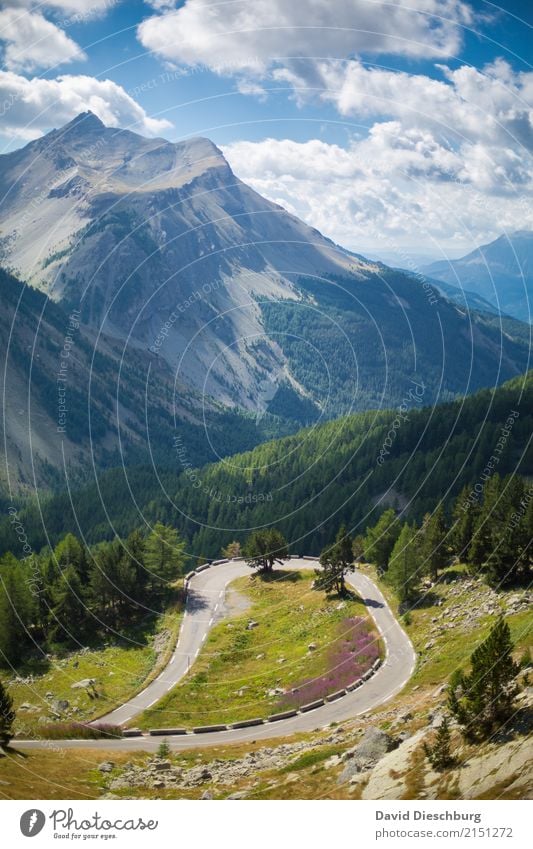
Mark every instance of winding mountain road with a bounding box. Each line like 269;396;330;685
18;558;416;751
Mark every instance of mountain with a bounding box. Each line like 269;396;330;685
7;370;531;555
0;267;298;494
422;232;533;323
0;112;530;429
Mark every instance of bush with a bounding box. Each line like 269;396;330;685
40;722;123;740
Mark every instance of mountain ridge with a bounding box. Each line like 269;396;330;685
422;231;533;324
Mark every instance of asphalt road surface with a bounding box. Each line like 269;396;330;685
17;558;416;751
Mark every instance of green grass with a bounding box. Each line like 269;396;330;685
137;569;379;729
360;563;532;690
6;601;184;738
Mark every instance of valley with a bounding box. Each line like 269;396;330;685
0;111;531;810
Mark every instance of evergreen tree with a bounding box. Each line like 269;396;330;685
468;476;501;569
423;716;455;771
448;616;519;740
54;533;88;583
386;523;421;604
222;540;242;559
0;554;34;665
49;565;88;645
244;529;288;573
0;679;15;747
363;509;400;572
317;525;355;595
123;529;147;600
145;523;186;594
449;487;478;561
420;503;448;580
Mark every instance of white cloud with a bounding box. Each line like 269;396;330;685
10;0;117;15
316;59;533;153
138;0;473;72
0;71;172;139
0;7;85;71
222;134;533;255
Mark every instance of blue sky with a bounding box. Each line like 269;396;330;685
1;1;532;258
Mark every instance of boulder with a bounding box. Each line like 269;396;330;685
98;762;115;773
71;678;96;690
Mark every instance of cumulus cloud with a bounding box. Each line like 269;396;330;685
222;133;533;255
0;7;85;71
316;59;533;152
10;0;117;15
0;72;172;139
138;0;474;71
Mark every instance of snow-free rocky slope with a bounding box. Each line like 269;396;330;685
0;112;530;426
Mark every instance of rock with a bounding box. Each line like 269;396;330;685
255;653;265;660
201;790;213;799
98;762;115;773
152;761;171;772
424;641;435;651
71;678;96;690
227;791;248;799
362;732;425;799
354;727;395;761
430;712;445;728
247;620;259;630
308;643;317;651
51;699;69;713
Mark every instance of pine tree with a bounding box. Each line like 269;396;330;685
423;716;455;771
0;554;34;665
222;541;242;559
449;486;478;561
420;503;448;581
448;616;519;740
386;523;421;604
317;525;355;595
468;476;501;569
363;509;400;572
145;523;186;595
244;529;288;574
0;679;15;747
49;564;88;645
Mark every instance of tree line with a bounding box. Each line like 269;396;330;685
0;523;186;667
360;472;532;605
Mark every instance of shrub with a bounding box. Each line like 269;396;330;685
157;739;171;758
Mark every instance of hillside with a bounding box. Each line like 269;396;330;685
0;562;530;801
0;113;530;427
423;231;533;324
6;370;531;554
0;267;295;494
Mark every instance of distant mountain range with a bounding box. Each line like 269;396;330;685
0;114;531;491
422;231;533;323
